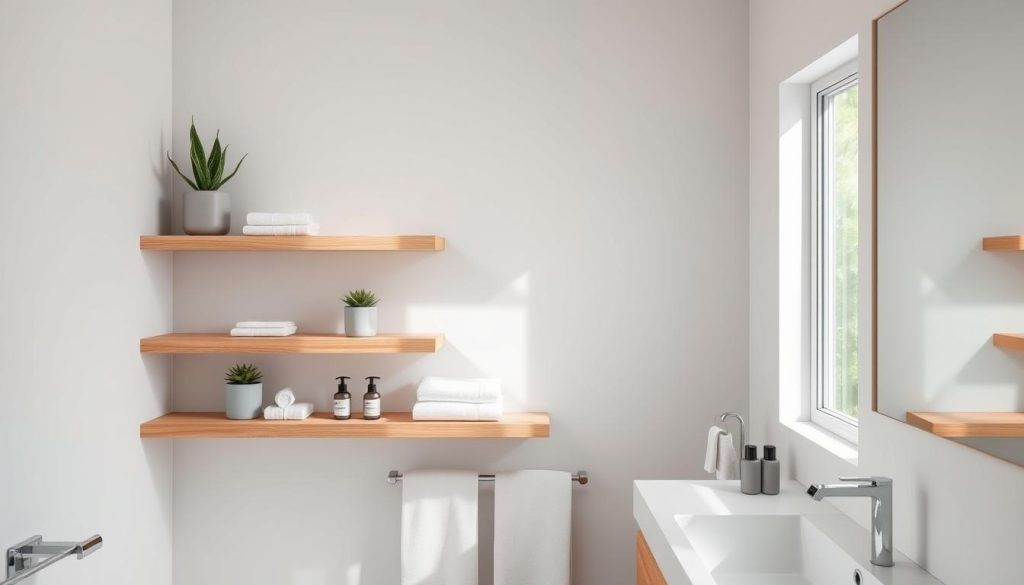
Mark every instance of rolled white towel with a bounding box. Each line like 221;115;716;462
416;376;502;404
242;224;320;236
275;388;296;409
263;402;313;420
236;321;296;329
246;212;314;226
412;400;503;421
230;325;297;337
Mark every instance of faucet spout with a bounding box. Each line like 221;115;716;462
807;476;894;567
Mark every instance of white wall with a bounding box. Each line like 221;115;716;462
749;1;1024;584
0;1;173;584
170;1;748;584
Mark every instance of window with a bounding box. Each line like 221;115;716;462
810;61;859;443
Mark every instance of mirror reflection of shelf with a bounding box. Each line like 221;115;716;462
906;411;1024;438
982;235;1024;251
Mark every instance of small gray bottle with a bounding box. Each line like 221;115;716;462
740;445;762;495
761;444;780;495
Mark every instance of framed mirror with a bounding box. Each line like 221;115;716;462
874;0;1024;465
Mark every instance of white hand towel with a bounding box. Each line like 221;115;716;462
236;321;296;329
230;325;297;337
262;402;313;420
246;212;314;226
412;401;503;421
716;432;739;480
401;470;479;585
416;376;502;404
704;425;726;474
274;388;296;409
242;224;320;236
494;470;571;585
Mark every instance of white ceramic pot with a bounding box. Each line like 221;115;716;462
225;383;263;419
344;306;378;337
183;190;230;235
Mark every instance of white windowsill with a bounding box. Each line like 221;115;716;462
781;419;859;465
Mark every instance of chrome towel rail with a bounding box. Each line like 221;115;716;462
387;470;588;485
4;534;102;585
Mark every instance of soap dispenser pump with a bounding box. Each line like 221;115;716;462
363;376;381;420
333;376;351;420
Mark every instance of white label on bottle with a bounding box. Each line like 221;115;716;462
364;398;381;418
333;399;350;417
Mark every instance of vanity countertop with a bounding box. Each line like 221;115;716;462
634;480;945;585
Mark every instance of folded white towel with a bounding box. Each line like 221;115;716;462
242;224;320;236
494;470;571;585
416;376;502;404
263;402;313;420
412;401;503;421
246;212;314;226
401;470;479;585
274;388;296;409
236;321;296;329
703;427;739;480
230;325;297;337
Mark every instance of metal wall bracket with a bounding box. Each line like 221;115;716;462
4;534;102;585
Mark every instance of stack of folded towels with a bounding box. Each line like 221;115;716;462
264;388;313;420
230;320;297;337
242;212;319;236
412;376;503;421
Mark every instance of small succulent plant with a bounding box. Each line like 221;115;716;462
342;289;380;307
167;118;248;191
225;363;263;385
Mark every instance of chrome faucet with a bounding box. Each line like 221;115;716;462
807;476;894;567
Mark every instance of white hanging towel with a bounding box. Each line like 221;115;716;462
494;470;571;585
703;426;739;480
401;470;479;585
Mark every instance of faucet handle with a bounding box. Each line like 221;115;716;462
839;476;893;486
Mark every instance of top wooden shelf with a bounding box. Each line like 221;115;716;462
140;235;445;251
907;411;1024;437
982;236;1024;251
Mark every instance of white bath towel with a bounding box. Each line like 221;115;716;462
242;224;320;236
236;321;296;329
274;388;296;409
246;212;314;226
401;470;479;585
262;402;313;420
412;401;503;421
703;426;739;480
494;470;571;585
416;376;502;404
230;325;297;337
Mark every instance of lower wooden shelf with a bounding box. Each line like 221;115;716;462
140;411;550;439
906;411;1024;437
140;333;444;354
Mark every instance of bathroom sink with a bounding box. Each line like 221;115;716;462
675;514;878;585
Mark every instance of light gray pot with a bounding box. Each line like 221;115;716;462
184;190;230;235
225;382;263;419
344;307;378;337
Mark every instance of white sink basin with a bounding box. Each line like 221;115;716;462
676;514;878;585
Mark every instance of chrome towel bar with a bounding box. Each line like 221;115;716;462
4;534;102;585
387;470;588;485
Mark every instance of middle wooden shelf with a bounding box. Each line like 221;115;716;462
140;411;550;438
140;333;445;354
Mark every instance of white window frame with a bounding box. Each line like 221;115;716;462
809;60;859;444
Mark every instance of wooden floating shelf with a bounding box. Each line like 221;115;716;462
907;411;1024;437
140;412;550;439
140;235;445;252
993;333;1024;351
982;235;1024;251
140;333;445;354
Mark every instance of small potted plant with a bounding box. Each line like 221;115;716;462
167;118;247;235
224;363;263;420
342;289;379;337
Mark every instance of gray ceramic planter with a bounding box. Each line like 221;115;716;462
225;382;263;419
344;307;378;337
184;190;230;235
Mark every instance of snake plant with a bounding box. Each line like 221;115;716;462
167;119;248;191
